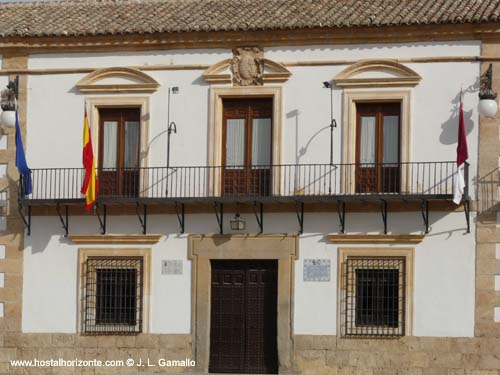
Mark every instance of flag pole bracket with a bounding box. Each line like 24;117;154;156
337;200;346;234
56;203;69;237
136;202;147;235
175;202;185;234
214;202;223;234
17;200;31;236
421;200;429;234
96;204;107;235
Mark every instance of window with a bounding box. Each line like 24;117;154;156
222;98;273;196
356;102;401;193
98;108;141;197
341;91;411;195
83;257;143;334
343;257;406;337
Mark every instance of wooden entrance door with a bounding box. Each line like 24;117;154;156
98;108;141;197
356;103;401;193
222;98;273;196
209;260;278;374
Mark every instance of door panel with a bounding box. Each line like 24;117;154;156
222;99;272;196
356;103;401;193
100;119;120;196
357;115;377;193
99;108;141;197
209;260;278;374
381;115;400;192
224;117;247;195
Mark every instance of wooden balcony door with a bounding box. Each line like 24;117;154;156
356;103;401;193
98;108;141;197
222;98;273;196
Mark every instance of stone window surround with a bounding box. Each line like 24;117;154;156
208;86;283;195
188;234;298;373
337;247;415;337
86;96;150;196
77;248;152;334
341;90;412;194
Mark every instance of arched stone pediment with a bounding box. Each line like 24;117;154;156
334;60;422;88
76;67;160;93
202;58;291;85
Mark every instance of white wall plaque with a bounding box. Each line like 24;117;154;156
303;259;331;282
162;260;183;275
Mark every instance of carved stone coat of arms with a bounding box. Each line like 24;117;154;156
231;47;264;86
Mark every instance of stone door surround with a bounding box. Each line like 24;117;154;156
188;234;299;374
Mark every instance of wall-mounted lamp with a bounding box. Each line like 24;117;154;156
478;64;498;118
323;81;337;165
0;75;19;128
230;213;246;231
230;203;246;230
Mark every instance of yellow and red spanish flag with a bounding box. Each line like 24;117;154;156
80;106;98;210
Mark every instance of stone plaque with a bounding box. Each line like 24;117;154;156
303;259;331;282
162;260;183;275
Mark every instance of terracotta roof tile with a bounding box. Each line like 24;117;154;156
0;0;499;38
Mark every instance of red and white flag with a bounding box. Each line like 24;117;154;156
453;93;469;204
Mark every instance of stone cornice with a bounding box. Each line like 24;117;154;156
327;234;425;244
69;234;163;244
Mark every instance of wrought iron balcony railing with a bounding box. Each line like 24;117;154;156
19;161;467;203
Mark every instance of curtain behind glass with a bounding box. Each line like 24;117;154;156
226;119;245;169
103;121;118;169
383;116;399;165
359;116;376;164
124;121;140;169
252;118;271;168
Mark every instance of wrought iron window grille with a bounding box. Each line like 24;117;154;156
83;257;143;335
343;257;406;338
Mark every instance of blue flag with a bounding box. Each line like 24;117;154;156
15;111;32;195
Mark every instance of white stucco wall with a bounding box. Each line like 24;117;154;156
22;211;475;337
27;41;481;192
22;41;480;337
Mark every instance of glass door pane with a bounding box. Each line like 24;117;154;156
251;118;272;168
359;116;376;165
225;119;245;169
383;116;399;165
382;115;400;193
102;121;118;169
124;121;140;169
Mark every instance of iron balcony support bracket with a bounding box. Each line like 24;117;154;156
421;200;429;234
18;201;31;236
96;204;107;235
464;199;471;234
337;200;346;234
380;200;388;235
463;162;471;234
214;202;223;234
253;201;264;234
136;203;147;235
56;203;69;237
295;201;305;234
175;202;185;234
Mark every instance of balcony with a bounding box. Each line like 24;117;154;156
18;161;470;235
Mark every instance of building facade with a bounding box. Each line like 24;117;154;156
0;1;498;374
